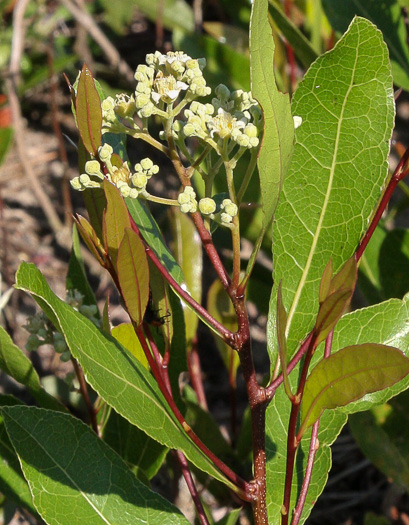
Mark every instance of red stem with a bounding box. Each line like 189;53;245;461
128;216;235;346
187;339;209;411
135;325;251;499
356;144;409;261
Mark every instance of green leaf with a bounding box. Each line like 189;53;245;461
349;391;409;492
267;17;395;361
0;127;13;166
15;262;236;490
0;396;38;517
111;324;148;369
74;214;107;266
266;293;409;523
170;208;202;345
314;290;351;345
126;198;184;284
207;280;239;383
102;408;167;480
75;64;102;156
359;227;409;303
215;507;242;525
322;0;409;90
0;326;64;412
133;0;194;33
117;228;150;327
268;0;319;68
66;224;99;311
250;0;294;230
1;406;189;525
300;344;409;432
103;180;131;266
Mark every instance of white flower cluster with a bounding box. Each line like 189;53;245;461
187;194;238;225
177;186;198;213
181;84;261;150
70;144;159;199
134;51;211;118
101;94;136;130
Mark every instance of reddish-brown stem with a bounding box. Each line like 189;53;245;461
175;450;210;525
135;325;251;498
291;421;319;525
281;335;317;524
187;339;209;411
72;358;99;435
291;332;333;524
234;297;269;522
229;353;237;443
356;144;409;261
128;216;235;346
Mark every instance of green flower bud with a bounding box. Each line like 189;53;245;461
26;334;40;351
199;198;216;215
70;177;82;190
244;123;258;138
215;84;231;101
140;158;153;170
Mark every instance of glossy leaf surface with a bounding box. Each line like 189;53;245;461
75;64;102;155
15;262;235;489
301;344;409;432
2;406;189;525
117;228;149;327
267;17;395;361
250;0;294;230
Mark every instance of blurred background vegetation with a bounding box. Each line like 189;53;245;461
2;1;409;524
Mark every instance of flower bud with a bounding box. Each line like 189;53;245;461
199;198;216;215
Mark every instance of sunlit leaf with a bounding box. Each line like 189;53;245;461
250;0;294;230
300;344;409;433
2;406;190;524
75;64;102;156
267;17;395;362
117;228;150;327
111;323;148;369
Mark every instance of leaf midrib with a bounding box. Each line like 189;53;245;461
285;32;361;338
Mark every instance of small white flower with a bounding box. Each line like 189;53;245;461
207;108;245;140
152;72;189;104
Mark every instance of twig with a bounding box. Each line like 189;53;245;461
176;450;210;525
72;358;99;435
59;0;135;84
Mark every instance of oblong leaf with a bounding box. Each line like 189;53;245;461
314;289;351;345
117;228;149;327
75;64;102;155
301;344;409;432
250;0;295;230
14;262;235;490
1;406;189;525
103;180;131;266
267;17;395;361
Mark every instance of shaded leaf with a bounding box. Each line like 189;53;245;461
102;408;167;480
117;228;150;327
74;214;107;266
314;290;351;346
170;208;202;345
66;224;99;311
2;406;189;525
207;280;239;383
15;262;236;489
0;395;38;517
300;344;409;432
250;0;294;230
103;180;131;266
267;17;395;361
268;0;319;68
75;64;102;155
323;0;409;90
0;326;64;412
